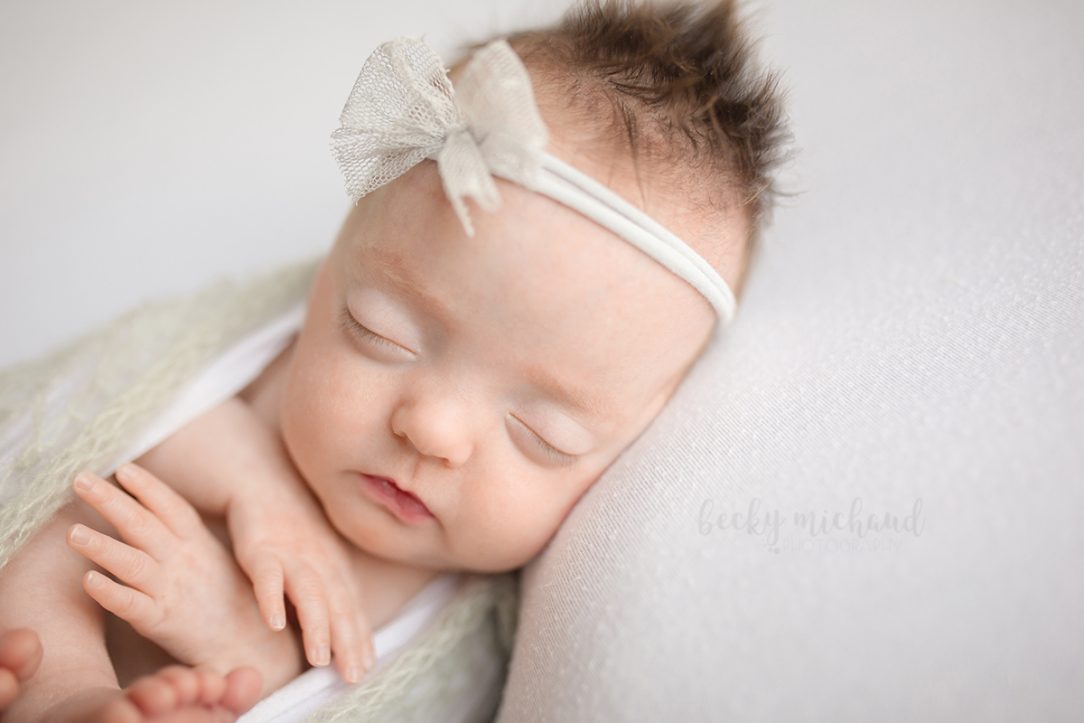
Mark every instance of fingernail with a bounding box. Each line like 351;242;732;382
344;666;359;683
86;571;103;588
270;613;285;630
70;524;91;546
73;474;96;493
116;463;135;482
317;644;330;666
363;648;375;672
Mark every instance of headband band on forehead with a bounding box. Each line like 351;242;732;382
330;35;738;326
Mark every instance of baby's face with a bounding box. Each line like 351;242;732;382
278;159;716;573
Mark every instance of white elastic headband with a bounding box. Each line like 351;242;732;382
330;35;737;325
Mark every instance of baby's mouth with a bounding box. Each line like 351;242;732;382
359;473;434;524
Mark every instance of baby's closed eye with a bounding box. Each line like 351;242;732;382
339;306;413;355
507;415;578;465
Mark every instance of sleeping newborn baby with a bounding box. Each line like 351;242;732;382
0;1;789;720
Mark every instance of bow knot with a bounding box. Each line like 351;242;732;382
330;36;549;237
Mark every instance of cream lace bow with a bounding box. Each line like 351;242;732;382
330;36;548;237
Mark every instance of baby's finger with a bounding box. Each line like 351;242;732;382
82;570;160;630
241;553;287;631
72;472;172;559
326;580;373;681
285;570;331;667
67;523;158;593
113;463;202;538
329;602;374;683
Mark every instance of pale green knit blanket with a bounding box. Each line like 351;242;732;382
0;256;518;722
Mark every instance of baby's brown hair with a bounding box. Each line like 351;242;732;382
453;0;792;299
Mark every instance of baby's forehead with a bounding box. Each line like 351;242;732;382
364;167;702;324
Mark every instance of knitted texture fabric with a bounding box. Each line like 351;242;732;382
0;255;518;721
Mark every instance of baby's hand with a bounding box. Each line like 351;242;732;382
226;473;375;683
66;464;304;695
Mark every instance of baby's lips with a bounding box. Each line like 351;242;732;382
358;472;435;524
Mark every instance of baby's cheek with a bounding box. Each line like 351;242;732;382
450;484;568;573
280;360;348;481
286;352;366;446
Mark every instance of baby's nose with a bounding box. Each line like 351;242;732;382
390;398;475;468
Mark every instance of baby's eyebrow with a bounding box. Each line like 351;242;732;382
523;362;615;422
360;247;457;328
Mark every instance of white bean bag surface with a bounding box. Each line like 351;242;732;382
495;1;1084;720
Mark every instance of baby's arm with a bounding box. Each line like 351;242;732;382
66;464;303;696
132;396;374;682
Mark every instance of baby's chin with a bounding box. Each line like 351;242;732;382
336;511;541;575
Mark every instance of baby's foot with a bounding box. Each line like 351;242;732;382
124;665;262;722
32;666;261;723
0;628;43;711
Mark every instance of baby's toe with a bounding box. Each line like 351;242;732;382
220;667;262;715
98;695;144;723
193;666;228;707
126;672;179;715
0;669;18;711
156;665;201;706
0;629;43;711
0;629;43;681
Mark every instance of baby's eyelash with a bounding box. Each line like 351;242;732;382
533;435;577;464
338;306;403;352
510;415;577;465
